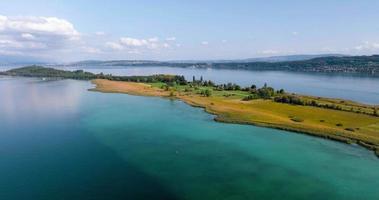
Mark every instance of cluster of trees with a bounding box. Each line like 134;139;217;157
109;74;187;85
274;95;348;110
187;76;283;99
191;76;215;87
243;83;284;100
274;94;379;117
274;95;306;105
200;89;212;97
5;66;95;80
5;66;187;85
215;83;241;91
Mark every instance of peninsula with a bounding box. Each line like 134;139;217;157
3;66;379;157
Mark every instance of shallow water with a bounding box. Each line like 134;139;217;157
0;77;379;200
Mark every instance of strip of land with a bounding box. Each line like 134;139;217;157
91;79;379;157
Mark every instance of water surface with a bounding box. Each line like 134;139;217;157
1;77;379;200
2;65;379;104
32;66;379;104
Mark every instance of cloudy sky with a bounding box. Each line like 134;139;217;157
1;0;379;62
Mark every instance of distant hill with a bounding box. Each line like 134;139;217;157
70;54;344;66
209;55;379;75
68;55;379;75
72;60;162;66
239;54;345;63
8;54;378;76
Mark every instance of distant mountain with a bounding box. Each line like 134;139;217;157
69;55;379;75
17;54;377;76
167;54;346;63
69;60;164;67
208;55;379;75
239;54;345;63
70;54;345;66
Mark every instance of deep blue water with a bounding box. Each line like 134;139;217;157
1;77;379;200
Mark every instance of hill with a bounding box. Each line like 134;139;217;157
68;55;379;75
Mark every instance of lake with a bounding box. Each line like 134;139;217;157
4;65;378;104
0;77;379;200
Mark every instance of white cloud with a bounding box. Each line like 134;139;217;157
166;37;176;41
107;36;169;52
0;15;79;39
0;39;23;48
0;49;24;56
0;15;80;56
127;49;141;54
222;40;227;43
21;33;35;40
354;41;379;51
82;46;101;54
292;31;299;36
95;31;105;36
120;37;149;47
148;37;159;43
0;39;47;50
260;49;279;54
201;41;209;45
106;42;124;50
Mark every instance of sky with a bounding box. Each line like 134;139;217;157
0;0;379;62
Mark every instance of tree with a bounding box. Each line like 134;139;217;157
169;90;175;97
200;89;212;97
204;89;212;97
374;108;378;116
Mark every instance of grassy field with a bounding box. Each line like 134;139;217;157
91;79;379;157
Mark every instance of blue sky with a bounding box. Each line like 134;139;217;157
1;0;379;62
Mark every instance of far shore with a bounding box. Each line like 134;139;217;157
91;79;379;158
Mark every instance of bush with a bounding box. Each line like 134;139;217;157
290;117;304;122
169;91;175;97
374;108;379;117
345;128;355;132
336;123;343;127
184;87;193;92
200;89;212;97
274;95;304;105
242;94;258;101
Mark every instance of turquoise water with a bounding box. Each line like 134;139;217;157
1;77;379;199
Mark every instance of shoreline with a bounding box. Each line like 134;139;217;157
91;79;379;158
